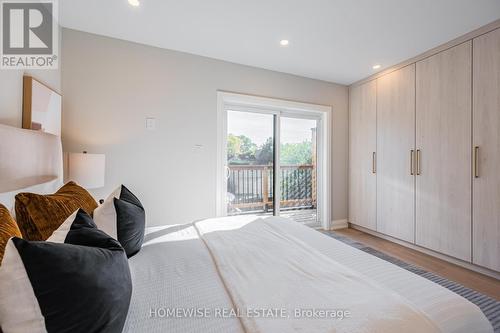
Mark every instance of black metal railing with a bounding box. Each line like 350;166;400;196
227;165;316;213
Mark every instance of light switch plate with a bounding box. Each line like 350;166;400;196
145;117;156;130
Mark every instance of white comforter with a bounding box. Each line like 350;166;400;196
124;216;493;333
195;217;440;333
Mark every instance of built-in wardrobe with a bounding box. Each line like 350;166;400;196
349;25;500;273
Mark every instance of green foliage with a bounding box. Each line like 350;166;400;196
280;142;312;165
255;137;274;165
239;135;257;156
227;134;257;164
227;134;241;160
228;133;313;166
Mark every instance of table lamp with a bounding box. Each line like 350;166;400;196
68;151;105;189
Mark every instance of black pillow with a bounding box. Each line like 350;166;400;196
0;209;132;333
93;185;145;258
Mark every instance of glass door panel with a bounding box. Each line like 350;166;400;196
279;117;318;225
226;110;274;216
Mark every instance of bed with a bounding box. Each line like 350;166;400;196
124;216;493;333
0;124;494;333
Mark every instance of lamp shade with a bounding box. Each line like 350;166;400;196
68;152;105;189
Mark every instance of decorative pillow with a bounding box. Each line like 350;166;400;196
15;181;98;241
0;209;132;333
0;205;21;265
93;185;145;258
0;178;62;216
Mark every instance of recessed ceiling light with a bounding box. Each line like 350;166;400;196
128;0;140;7
372;64;381;70
280;40;289;47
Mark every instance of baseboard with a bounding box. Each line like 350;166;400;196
329;219;348;230
349;223;500;280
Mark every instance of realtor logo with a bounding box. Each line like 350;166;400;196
1;0;58;69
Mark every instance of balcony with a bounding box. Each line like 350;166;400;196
227;164;317;225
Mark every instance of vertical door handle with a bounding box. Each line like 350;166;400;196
473;146;479;178
416;150;421;175
372;152;376;174
410;150;415;175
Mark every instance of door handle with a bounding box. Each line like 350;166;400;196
410;150;415;175
372;152;376;174
473;146;479;178
416;149;421;175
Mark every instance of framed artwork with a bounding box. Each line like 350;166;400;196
22;76;62;136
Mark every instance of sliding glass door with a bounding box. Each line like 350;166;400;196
226;110;275;216
279;116;318;225
225;108;320;226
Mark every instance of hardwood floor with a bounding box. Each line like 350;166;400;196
334;227;500;300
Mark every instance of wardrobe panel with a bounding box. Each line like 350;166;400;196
376;64;416;242
472;28;500;271
349;80;377;230
415;42;472;261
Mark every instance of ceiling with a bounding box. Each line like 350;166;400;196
60;0;500;85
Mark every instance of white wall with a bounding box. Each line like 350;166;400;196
0;30;61;128
61;28;349;226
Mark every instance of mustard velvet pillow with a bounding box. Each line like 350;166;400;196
0;204;22;264
15;181;98;241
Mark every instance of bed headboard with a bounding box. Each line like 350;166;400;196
0;124;63;193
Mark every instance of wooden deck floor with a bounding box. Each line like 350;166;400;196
240;208;318;225
281;208;318;225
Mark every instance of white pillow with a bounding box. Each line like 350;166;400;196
92;186;121;238
93;185;145;258
46;209;79;242
0;240;46;332
0;209;132;333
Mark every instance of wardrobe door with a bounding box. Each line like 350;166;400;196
415;42;472;261
349;80;377;230
376;65;416;242
473;28;500;272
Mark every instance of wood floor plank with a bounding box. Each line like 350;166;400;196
334;228;500;300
